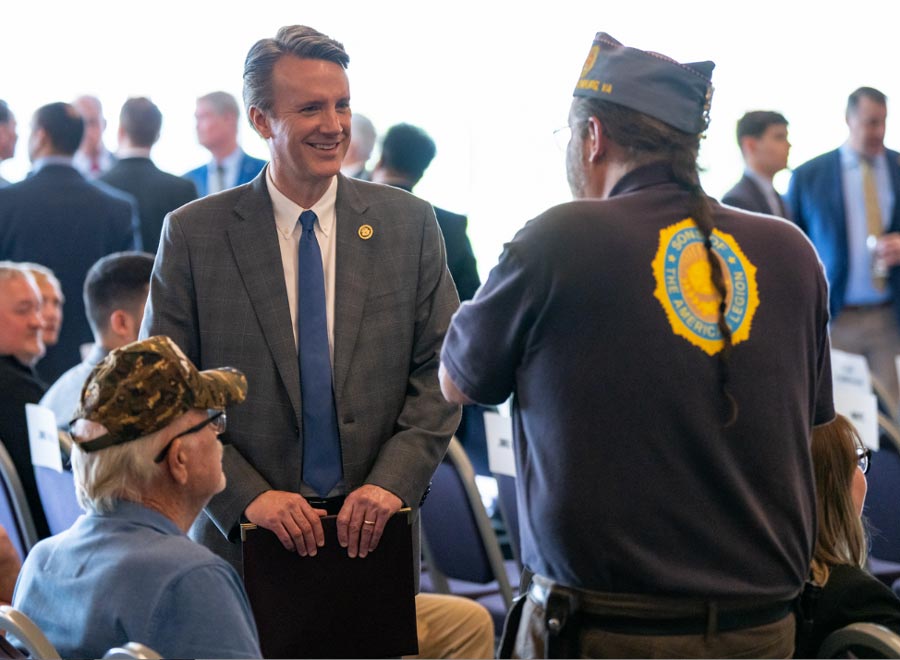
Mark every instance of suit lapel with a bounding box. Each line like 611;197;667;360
228;172;301;417
745;176;772;214
829;150;849;259
333;175;375;399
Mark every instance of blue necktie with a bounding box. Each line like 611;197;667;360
298;210;343;496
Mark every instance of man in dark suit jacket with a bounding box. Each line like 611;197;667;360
0;102;141;382
101;97;198;254
142;26;459;584
370;123;488;473
722;111;791;218
789;87;900;403
182;91;267;197
371;122;481;302
0;263;51;538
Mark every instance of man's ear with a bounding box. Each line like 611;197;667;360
248;106;271;139
165;439;190;486
585;116;608;163
740;135;757;159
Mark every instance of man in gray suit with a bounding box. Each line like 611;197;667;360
141;25;460;577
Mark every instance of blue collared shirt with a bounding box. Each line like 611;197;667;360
841;144;895;305
207;147;243;194
39;343;108;426
12;500;261;659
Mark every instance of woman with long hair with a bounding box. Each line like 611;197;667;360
799;414;900;654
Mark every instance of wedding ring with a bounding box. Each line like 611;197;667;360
363;519;376;525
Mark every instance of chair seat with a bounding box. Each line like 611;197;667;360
869;556;900;587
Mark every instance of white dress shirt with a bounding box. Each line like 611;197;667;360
266;169;338;364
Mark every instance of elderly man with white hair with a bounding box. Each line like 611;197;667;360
12;335;262;659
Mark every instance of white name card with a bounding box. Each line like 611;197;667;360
832;384;879;451
25;403;63;472
831;349;872;394
484;411;516;477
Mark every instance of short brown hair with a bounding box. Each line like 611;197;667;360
119;97;162;148
242;25;349;125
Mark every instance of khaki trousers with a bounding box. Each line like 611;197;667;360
407;593;496;659
831;304;900;407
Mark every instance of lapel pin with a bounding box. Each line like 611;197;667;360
358;224;374;240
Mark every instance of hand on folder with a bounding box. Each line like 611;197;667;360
336;484;402;558
245;485;402;558
245;490;328;556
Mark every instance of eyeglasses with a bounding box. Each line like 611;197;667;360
154;410;226;464
553;125;573;152
856;446;872;475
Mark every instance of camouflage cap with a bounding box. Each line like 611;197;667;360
72;335;248;453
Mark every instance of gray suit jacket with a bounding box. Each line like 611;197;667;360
142;169;461;578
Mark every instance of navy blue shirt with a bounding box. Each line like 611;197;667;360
442;163;834;599
13;500;261;659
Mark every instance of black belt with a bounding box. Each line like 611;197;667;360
304;495;345;515
528;577;794;637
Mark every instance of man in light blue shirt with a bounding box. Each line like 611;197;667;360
789;87;900;405
40;251;154;426
13;336;261;660
182;91;266;197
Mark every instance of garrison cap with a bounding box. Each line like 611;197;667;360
574;32;715;134
72;335;247;452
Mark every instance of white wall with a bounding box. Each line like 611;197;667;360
3;0;897;280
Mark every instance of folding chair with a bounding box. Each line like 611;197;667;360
818;622;900;658
864;414;900;585
103;642;162;659
873;374;900;424
0;605;60;659
0;441;38;560
26;409;80;536
484;410;522;571
32;466;80;537
420;437;518;633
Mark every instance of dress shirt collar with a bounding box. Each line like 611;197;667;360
267;168;338;238
840;142;887;169
31;155;75;174
85;343;110;366
744;168;775;191
95;499;184;537
116;147;152;159
210;146;242;171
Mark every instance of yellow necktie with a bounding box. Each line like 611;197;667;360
862;158;887;289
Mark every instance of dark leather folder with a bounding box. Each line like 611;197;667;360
241;510;418;659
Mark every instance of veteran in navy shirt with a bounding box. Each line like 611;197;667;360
441;32;833;659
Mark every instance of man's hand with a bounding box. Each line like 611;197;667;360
336;485;402;558
245;490;327;557
878;232;900;268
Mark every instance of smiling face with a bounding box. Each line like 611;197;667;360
251;55;351;206
0;273;43;360
33;274;63;346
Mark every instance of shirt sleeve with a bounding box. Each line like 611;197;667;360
148;563;261;659
441;239;545;405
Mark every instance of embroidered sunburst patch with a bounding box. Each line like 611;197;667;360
651;219;760;356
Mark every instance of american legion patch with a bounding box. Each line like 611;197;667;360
651;219;759;356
